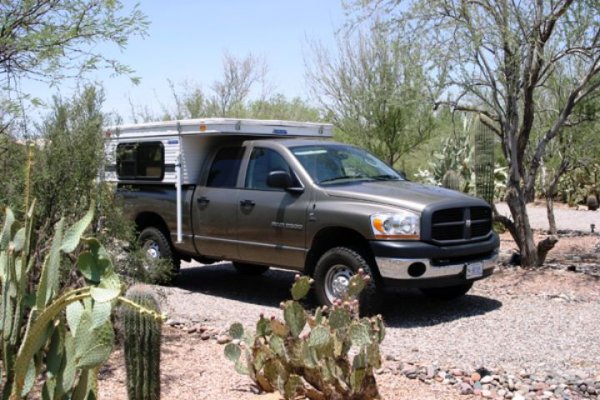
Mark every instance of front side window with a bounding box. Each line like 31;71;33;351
245;147;294;190
116;142;164;180
206;146;244;188
291;144;402;185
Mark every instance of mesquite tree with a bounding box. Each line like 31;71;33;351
352;0;600;267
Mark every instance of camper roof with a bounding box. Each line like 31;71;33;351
104;118;333;139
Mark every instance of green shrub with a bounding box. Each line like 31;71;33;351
224;273;385;400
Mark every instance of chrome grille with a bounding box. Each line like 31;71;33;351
431;206;492;243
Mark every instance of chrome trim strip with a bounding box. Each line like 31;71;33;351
376;251;498;280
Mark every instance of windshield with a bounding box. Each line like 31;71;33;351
290;144;402;185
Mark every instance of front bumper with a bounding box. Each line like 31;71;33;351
370;234;499;288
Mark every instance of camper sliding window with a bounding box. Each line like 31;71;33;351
116;142;165;180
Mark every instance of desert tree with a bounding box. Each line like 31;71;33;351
0;0;148;113
209;52;271;117
351;0;600;267
306;21;437;167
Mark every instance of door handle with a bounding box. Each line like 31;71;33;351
197;196;210;206
240;199;255;208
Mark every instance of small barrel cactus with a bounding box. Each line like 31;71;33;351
123;285;162;400
473;116;496;204
587;194;598;211
442;170;461;191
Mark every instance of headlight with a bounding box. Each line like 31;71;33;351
370;211;420;240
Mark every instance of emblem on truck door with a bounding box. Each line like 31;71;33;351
271;221;303;230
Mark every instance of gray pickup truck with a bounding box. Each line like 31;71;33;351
106;118;498;313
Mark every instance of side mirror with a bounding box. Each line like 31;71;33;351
267;170;293;189
267;170;304;194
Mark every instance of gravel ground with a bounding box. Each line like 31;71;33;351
495;202;600;232
158;260;600;378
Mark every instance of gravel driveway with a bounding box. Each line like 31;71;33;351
495;202;600;232
160;261;599;378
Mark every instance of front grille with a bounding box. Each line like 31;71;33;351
431;206;492;243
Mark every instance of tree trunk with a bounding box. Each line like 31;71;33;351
505;184;538;267
506;183;558;268
546;194;557;235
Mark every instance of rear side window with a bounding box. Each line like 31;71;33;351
206;146;244;188
116;142;164;180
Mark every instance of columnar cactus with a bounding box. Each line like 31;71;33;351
473;116;496;204
224;273;385;400
442;169;462;191
123;284;162;400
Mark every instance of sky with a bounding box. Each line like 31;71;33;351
27;0;347;123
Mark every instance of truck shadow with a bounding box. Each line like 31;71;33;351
175;262;502;327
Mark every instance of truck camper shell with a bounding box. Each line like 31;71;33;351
104;118;333;243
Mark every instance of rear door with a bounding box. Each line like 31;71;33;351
236;144;310;269
192;146;244;259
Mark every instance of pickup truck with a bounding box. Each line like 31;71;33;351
105;118;499;313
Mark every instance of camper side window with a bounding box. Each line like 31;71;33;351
116;142;164;180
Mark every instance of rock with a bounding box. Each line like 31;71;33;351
481;389;493;398
426;364;436;379
200;332;211;340
498;389;506;397
217;335;232;344
186;325;198;334
512;395;525;400
481;375;494;384
460;383;474;395
471;372;482;382
451;368;464;377
165;318;185;326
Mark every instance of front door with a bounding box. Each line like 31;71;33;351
236;146;309;269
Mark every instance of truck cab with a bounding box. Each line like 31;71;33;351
105;118;498;313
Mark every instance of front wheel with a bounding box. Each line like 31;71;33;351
313;247;382;315
420;282;473;300
138;227;180;283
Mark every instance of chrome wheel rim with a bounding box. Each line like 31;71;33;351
324;264;354;303
144;240;161;259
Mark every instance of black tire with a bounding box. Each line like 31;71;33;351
313;247;382;315
420;282;473;300
138;227;180;283
232;262;270;276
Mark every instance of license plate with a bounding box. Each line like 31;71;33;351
465;262;483;279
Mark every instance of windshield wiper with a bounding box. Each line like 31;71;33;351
318;175;373;184
372;174;401;181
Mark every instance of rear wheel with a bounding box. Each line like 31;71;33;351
420;282;473;300
232;262;270;276
138;227;180;283
313;247;382;315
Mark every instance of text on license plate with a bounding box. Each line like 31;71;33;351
465;262;483;279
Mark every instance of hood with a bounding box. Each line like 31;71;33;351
323;180;487;212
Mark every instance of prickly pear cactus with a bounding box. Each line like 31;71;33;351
224;272;385;400
0;202;164;400
123;284;162;400
442;169;462;191
473;116;496;204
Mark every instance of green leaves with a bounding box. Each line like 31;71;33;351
291;276;311;300
229;322;244;340
224;343;241;362
61;206;94;253
283;301;306;338
224;273;385;399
